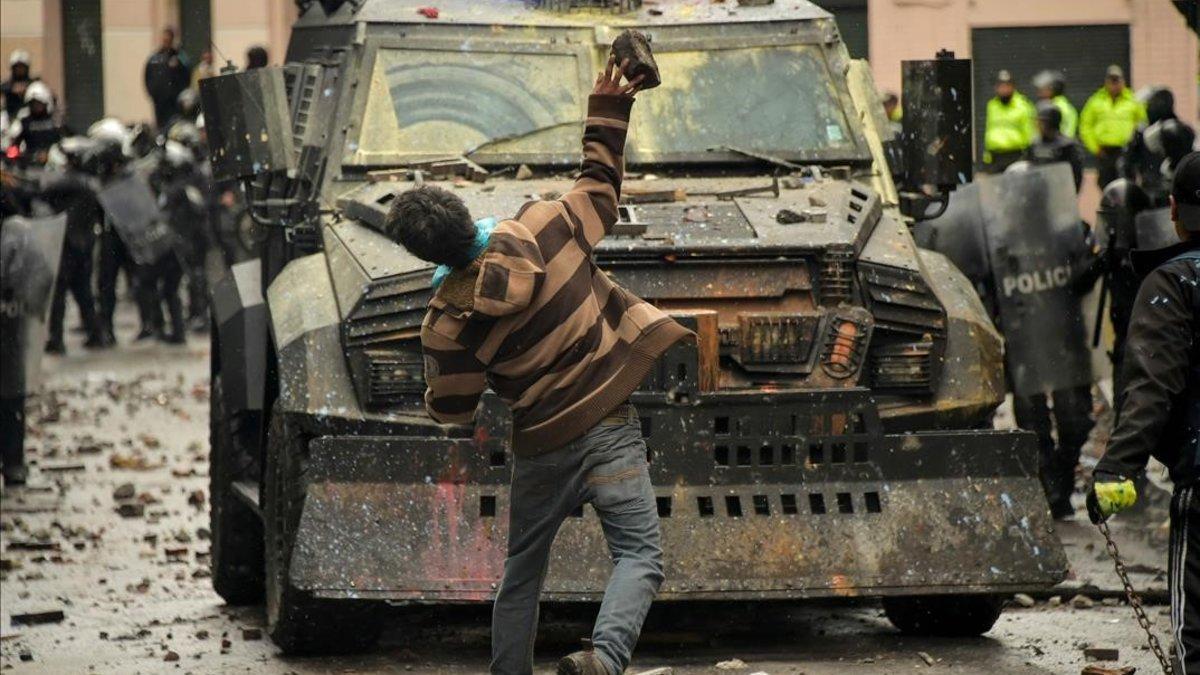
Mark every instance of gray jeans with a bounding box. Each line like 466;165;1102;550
490;419;664;675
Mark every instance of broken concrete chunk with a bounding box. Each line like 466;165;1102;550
116;502;146;518
1013;593;1036;607
515;164;534;181
611;29;660;90
1070;594;1095;609
1082;647;1120;661
112;482;135;500
715;659;747;670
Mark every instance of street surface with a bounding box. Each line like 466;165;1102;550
0;305;1169;674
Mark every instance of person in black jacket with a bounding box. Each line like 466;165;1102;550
40;139;105;352
1026;101;1086;193
1091;151;1200;673
1121;87;1196;206
1;49;33;123
144;28;190;131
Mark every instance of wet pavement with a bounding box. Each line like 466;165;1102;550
0;307;1169;674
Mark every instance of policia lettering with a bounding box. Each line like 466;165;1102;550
1001;265;1073;297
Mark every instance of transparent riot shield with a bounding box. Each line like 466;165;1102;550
96;174;174;266
911;182;994;314
979;163;1093;396
1134;207;1181;250
0;214;66;396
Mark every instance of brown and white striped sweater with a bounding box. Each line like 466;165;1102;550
420;94;691;456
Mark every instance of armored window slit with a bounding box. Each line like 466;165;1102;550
489;450;506;468
759;445;774;465
480;495;496;517
831;442;848;464
790;414;799;435
853;441;869;463
714;416;730;435
780;444;795;465
809;493;827;515
753;495;770;516
781;494;799;515
725;495;743;518
570;505;585;518
656;496;672;517
697;496;715;517
850;412;866;432
715;445;730;467
865;491;882;514
836;492;854;514
736;446;752;467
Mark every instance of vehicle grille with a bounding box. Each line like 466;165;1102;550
346;348;424;409
859;263;945;337
736;314;820;366
870;340;935;390
816;247;855;306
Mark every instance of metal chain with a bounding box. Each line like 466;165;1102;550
1097;519;1174;674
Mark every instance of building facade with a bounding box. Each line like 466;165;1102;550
0;0;296;130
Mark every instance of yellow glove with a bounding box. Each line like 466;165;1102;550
1087;479;1137;523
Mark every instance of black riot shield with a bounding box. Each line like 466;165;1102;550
96;174;175;266
0;214;66;397
911;182;992;309
1134;207;1182;250
980;164;1093;396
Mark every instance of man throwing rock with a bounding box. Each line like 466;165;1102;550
382;55;690;675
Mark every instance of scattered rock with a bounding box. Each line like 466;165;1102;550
1047;595;1063;607
242;627;263;641
1013;593;1036;608
515;164;534;180
715;659;747;670
163;650;180;662
1070;594;1095;609
11;609;65;626
1083;646;1120;661
775;208;804;224
116;502;146;518
112;482;136;500
187;490;206;508
1080;667;1135;675
917;651;935;666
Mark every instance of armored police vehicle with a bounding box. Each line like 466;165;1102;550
201;0;1067;653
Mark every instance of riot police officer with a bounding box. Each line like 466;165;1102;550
40;138;105;352
88;118;153;344
1026;101;1086;192
1121;87;1195;205
8;82;62;167
142;140;195;344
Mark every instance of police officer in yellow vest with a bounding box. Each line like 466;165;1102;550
1080;65;1147;190
984;70;1037;173
1033;70;1078;138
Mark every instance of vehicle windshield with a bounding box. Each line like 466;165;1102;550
349;42;863;166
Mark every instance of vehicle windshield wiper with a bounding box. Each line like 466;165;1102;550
464;120;580;158
707;145;804;171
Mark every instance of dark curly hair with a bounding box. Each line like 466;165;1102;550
383;185;476;268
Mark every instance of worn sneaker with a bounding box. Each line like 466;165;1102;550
556;650;609;675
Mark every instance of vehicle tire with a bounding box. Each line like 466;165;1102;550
882;594;1004;636
263;409;382;655
209;374;265;604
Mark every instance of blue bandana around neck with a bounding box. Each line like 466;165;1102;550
431;217;496;289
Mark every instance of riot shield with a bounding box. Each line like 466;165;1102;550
96;174;175;266
911;182;992;306
1134;207;1181;250
0;214;66;396
980;163;1093;396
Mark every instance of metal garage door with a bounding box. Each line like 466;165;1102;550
815;0;868;60
971;24;1131;164
61;0;104;133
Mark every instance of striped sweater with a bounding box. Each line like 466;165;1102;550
420;94;691;455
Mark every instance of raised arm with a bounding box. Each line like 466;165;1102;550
560;57;643;249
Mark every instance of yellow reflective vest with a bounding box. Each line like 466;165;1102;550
1052;94;1078;138
1079;87;1146;154
984;93;1037;159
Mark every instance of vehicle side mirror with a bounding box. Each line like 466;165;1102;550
899;50;973;220
199;67;295;183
